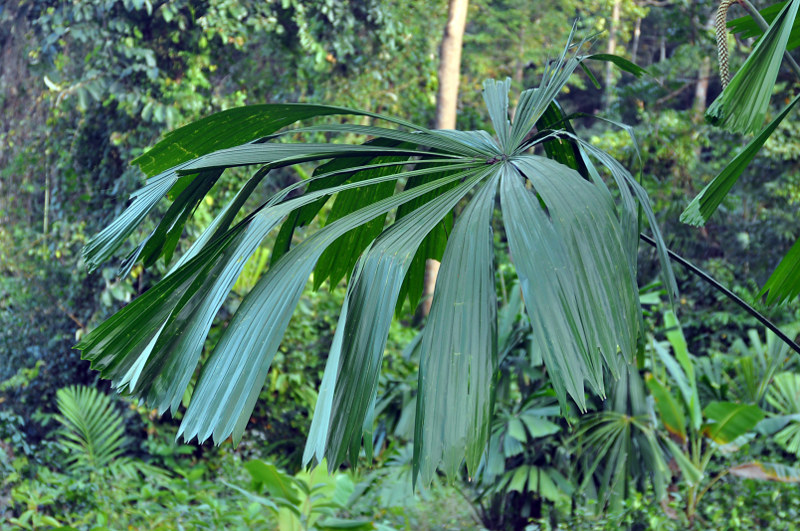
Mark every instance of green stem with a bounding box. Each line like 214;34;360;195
695;468;730;507
736;0;800;80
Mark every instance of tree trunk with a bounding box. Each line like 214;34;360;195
434;0;469;130
418;0;469;323
631;16;641;65
603;0;621;110
693;55;711;123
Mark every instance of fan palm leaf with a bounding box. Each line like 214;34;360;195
76;36;675;484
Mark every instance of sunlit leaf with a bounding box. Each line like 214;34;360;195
683;92;800;227
703;401;765;444
705;0;799;134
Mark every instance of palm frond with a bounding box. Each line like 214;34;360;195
76;34;675;487
705;0;799;134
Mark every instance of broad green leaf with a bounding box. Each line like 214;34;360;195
482;78;511;151
178;168;485;445
508;466;529;492
583;53;649;78
313;153;410;290
645;373;687;443
662;311;702;430
729;461;800;482
760;235;800;305
703;401;765;444
728;2;800;51
683;92;800;227
271;138;403;266
244;460;301;504
221;480;280;511
133;103;426;177
414;175;498;484
507;418;527;443
503;156;641;409
323;170;492;470
520;414;561;439
706;0;800;134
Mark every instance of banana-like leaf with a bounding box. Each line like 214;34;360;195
729;461;800;482
245;460;301;504
646;373;687;443
705;0;800;134
682;92;800;227
703;401;765;444
661;311;702;431
760;235;800;305
414;175;499;484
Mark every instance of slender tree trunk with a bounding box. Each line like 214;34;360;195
693;14;715;123
603;0;621;110
631;16;642;64
418;0;469;323
693;56;711;123
434;0;469;130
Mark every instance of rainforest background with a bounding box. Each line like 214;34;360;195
2;0;800;529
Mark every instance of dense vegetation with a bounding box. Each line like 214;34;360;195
2;1;800;529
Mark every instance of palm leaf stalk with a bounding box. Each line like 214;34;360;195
76;36;676;485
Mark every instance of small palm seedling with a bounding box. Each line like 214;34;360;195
55;385;164;479
75;33;676;485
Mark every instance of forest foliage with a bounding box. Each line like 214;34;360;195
2;1;800;529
